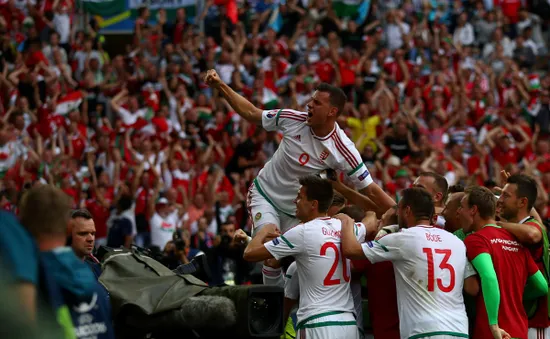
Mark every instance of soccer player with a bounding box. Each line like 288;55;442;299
243;175;366;339
413;172;449;228
340;187;476;339
204;69;394;233
441;185;466;235
459;186;548;339
497;174;550;339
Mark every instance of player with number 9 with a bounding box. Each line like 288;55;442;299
339;187;477;339
204;69;394;235
243;175;367;339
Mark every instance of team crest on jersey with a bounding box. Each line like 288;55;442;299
272;238;280;246
366;241;374;248
255;212;262;221
320;150;330;161
266;111;277;118
293;135;301;142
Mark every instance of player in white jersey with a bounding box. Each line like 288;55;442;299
340;187;478;339
413;172;449;228
243;175;366;339
204;70;395;234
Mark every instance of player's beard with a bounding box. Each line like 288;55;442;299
499;206;517;222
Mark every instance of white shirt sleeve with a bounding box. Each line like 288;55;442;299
361;232;404;263
262;265;284;287
261;109;307;134
354;222;367;243
264;224;305;260
284;262;299;300
332;133;373;190
464;261;477;279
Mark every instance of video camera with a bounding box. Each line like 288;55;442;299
97;246;284;339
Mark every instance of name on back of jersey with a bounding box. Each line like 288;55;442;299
425;233;442;243
322;227;341;239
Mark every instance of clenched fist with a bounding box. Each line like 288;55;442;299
204;69;223;89
234;229;251;245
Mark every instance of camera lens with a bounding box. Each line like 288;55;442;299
249;296;281;334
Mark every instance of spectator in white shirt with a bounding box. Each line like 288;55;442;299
42;32;67;65
52;0;71;46
453;12;475;46
483;28;514;58
385;9;410;51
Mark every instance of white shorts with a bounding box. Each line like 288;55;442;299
351;280;364;334
247;182;301;235
296;312;359;339
529;327;550;339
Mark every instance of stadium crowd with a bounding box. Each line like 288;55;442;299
2;0;550;338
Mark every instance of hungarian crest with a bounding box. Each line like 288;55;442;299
320;150;329;161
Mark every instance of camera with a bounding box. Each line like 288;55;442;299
220;234;232;247
99;246;284;339
173;229;186;251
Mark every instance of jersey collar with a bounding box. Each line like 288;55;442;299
519;215;532;224
415;224;434;228
310;123;337;141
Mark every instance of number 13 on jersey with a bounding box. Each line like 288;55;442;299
422;248;456;293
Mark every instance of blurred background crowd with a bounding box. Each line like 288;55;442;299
2;0;550;285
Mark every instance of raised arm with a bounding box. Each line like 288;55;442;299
204;70;263;125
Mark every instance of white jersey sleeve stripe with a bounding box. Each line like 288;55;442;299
332;133;360;169
276;109;307;126
281;235;295;248
347;162;365;176
278;114;307;123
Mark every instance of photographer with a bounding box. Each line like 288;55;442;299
161;229;203;270
208;221;253;285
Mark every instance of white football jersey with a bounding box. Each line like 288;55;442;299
284;262;299;300
258;109;373;217
264;217;366;326
361;225;470;339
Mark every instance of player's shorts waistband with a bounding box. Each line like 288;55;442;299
296;311;356;330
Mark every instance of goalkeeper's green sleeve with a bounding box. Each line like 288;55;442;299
471;253;500;325
524;271;549;300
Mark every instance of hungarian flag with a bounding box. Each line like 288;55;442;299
528;74;541;92
55;91;83;115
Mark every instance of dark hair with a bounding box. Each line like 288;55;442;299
299;175;334;213
331;191;346;207
337;205;366;222
400;187;435;221
117;194;133;212
506;174;538;210
316;83;347;116
465;186;496;219
419;171;449;202
484;179;497;188
448;184;465;194
71;209;93;220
